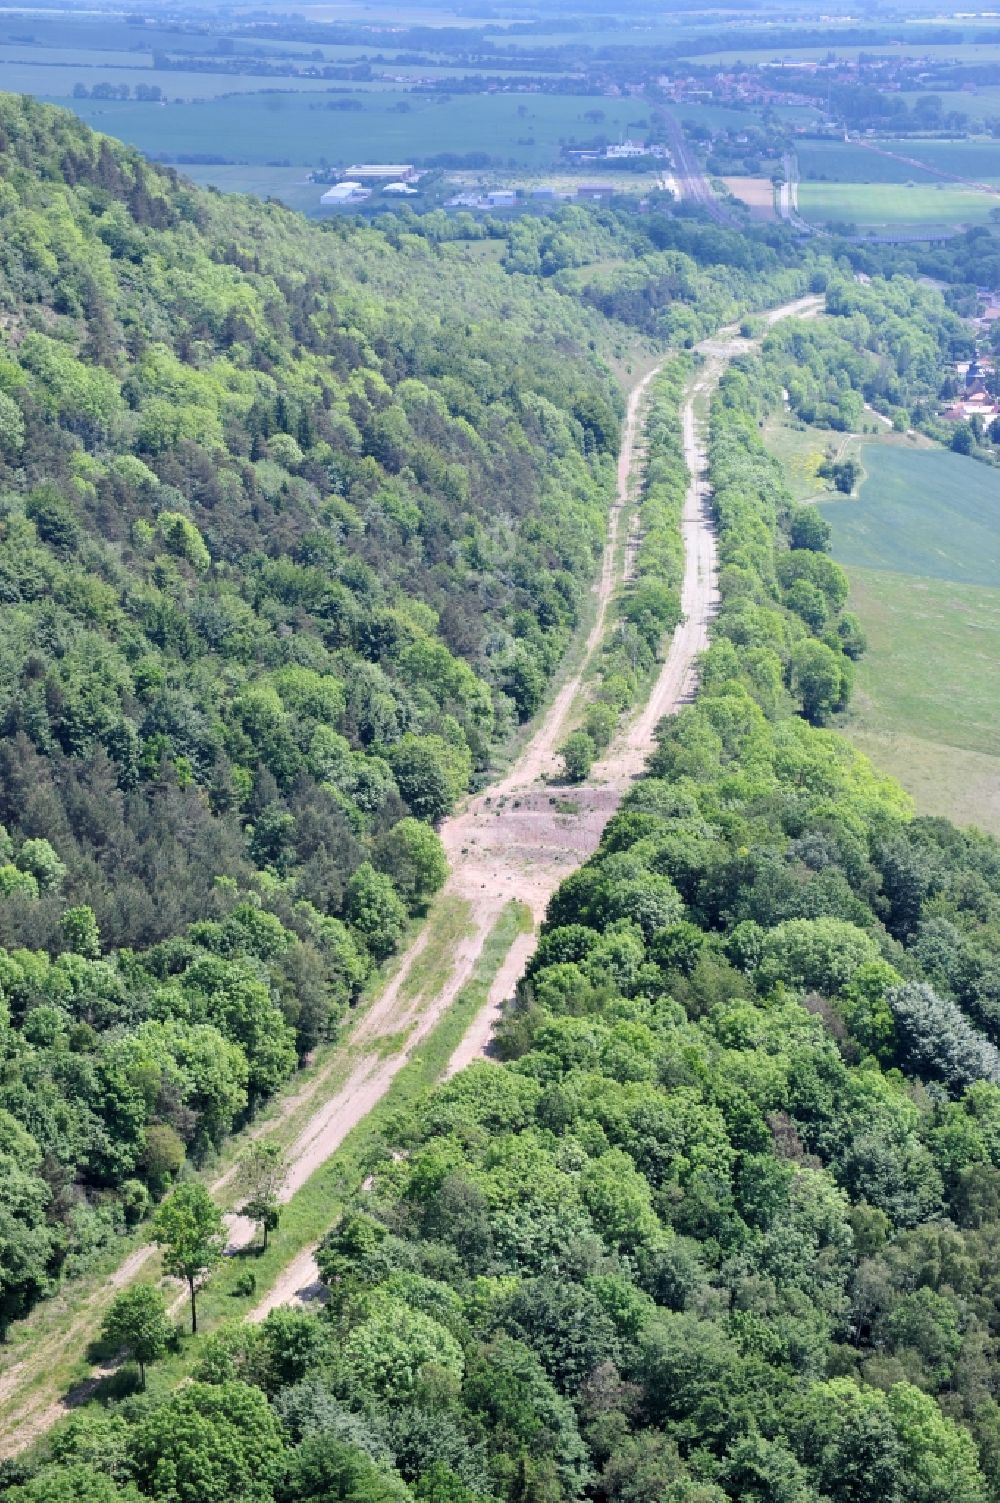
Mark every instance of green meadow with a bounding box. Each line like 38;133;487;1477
819;445;1000;834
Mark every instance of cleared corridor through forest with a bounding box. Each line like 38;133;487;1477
0;294;821;1453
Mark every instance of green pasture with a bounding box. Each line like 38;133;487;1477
66;89;654;168
844;727;1000;836
796;179;998;228
836;565;1000;761
836;566;1000;833
817;444;1000;833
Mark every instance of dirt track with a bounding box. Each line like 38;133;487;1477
0;295;822;1449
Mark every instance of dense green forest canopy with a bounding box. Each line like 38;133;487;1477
6;82;1000;1503
0;90;641;1324
11;224;1000;1503
0;91;856;1336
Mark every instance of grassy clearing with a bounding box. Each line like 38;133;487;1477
796;179;998;229
761;414;929;503
61;899;534;1416
396;895;475;1005
843;728;1000;836
763;417;866;501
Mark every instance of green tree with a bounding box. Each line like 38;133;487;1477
152;1183;225;1334
339;1293;464;1401
374;817;448;912
15;838;66;893
101;1283;171;1388
237;1141;284;1252
127;1381;285;1503
61;905;101;959
156;511;211;571
345;864;407;961
559;731;595;783
5;1465;140;1503
790;639;846;725
388;733;471;822
789;506;831;552
284;1434;411;1503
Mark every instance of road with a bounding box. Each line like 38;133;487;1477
0;294;823;1450
246;292;823;1324
778;150;823;236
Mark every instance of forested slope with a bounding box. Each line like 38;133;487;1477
11;268;1000;1501
0;92;629;1326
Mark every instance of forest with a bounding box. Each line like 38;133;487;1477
2;85;1000;1503
0;90;636;1326
11;259;1000;1503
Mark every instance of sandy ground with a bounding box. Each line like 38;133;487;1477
0;295;822;1450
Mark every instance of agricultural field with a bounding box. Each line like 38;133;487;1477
878;137;1000;181
819;445;1000;833
694;42;1000;62
2;62;348;99
679;101;820;131
797;137;1000;185
181;164;338;214
67;90;654;170
796;141;943;183
722;176;777;218
0;0;825;185
796;179;998;229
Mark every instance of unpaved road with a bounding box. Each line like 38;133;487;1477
246;292;822;1324
0;295;821;1449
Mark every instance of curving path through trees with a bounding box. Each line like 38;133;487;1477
0;294;821;1452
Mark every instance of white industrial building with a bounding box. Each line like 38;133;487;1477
320;181;368;205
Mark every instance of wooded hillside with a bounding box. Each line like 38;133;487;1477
0;92;625;1324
